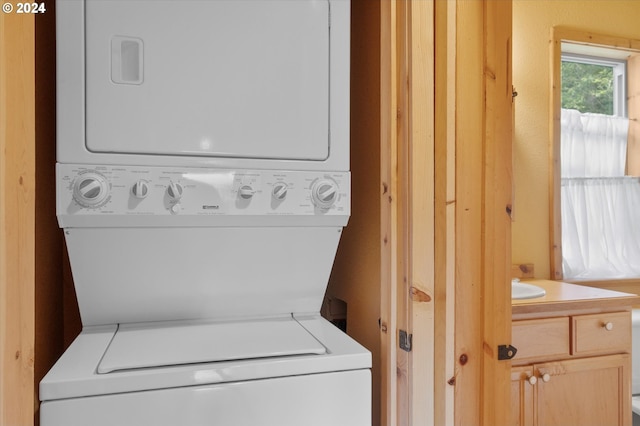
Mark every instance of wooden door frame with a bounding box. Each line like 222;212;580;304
0;11;36;426
380;1;512;424
380;1;436;424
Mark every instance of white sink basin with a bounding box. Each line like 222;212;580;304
512;279;546;300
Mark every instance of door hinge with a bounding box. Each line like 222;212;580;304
399;329;412;352
498;344;518;360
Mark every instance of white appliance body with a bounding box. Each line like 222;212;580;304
41;317;371;426
42;1;370;425
56;0;350;170
56;164;352;326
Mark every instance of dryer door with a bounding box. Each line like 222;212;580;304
84;0;330;161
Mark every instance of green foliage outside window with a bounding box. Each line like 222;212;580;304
561;61;614;115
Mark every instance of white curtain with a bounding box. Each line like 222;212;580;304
561;108;640;279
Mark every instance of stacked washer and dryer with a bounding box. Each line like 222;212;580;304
39;1;371;425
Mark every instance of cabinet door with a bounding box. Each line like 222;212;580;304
535;354;631;426
511;366;534;426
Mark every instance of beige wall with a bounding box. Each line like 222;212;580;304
512;0;640;278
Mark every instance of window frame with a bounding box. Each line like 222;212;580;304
549;27;640;285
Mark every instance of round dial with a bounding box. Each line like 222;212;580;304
131;180;149;199
72;171;110;208
238;185;255;200
311;178;339;208
272;182;288;200
167;182;183;201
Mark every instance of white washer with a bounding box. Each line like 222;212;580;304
41;316;371;426
41;1;370;425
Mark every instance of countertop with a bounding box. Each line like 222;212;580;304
512;279;640;318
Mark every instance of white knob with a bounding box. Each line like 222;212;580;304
604;322;614;331
528;375;537;385
167;182;183;201
311;179;338;208
238;185;255;200
170;204;182;214
272;182;288;200
131;180;149;199
73;172;110;208
541;373;551;382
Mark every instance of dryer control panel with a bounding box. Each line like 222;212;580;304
57;164;350;228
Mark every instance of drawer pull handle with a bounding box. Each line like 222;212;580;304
527;375;537;385
603;322;614;331
541;373;551;382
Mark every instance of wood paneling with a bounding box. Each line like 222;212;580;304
404;1;436;425
380;1;513;424
453;1;513;424
512;263;535;279
481;3;513;425
0;11;36;426
433;1;456;424
393;1;411;422
380;0;398;424
453;0;485;423
381;1;438;423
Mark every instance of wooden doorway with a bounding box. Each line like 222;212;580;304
379;1;513;424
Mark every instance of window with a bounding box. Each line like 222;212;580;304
561;52;626;117
550;28;640;283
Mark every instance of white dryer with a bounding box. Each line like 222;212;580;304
41;1;371;425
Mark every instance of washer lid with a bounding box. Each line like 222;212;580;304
98;316;326;374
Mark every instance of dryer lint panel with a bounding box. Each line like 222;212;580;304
84;0;330;161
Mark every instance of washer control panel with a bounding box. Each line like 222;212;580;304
57;164;350;227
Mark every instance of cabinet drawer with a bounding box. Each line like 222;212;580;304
572;311;630;356
512;317;570;362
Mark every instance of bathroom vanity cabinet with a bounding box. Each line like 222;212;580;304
511;280;640;426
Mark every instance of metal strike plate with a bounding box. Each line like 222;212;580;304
399;329;412;352
498;344;517;360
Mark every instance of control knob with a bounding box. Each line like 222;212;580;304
311;178;338;208
238;185;255;200
131;180;149;199
272;182;288;200
72;171;110;208
167;182;183;201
